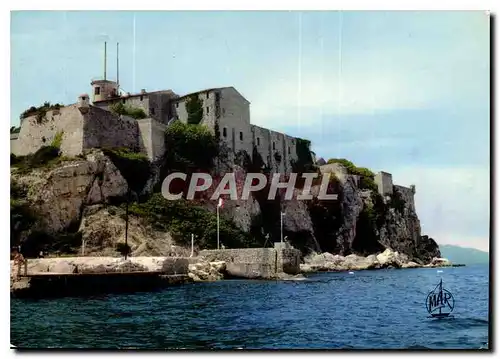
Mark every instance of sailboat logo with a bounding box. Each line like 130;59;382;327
426;278;455;318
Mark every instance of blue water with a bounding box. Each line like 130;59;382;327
11;264;489;349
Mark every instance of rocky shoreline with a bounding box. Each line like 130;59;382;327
10;247;460;298
301;248;455;273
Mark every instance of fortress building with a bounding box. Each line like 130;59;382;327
11;74;302;174
10;44;415;202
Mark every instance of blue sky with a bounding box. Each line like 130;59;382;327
10;11;490;251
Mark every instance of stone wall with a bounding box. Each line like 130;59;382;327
277;247;302;275
82;106;140;151
393;184;416;213
173;89;217;133
250;125;297;174
170;87;299;174
218;87;252;155
375;171;394;196
94;90;177;125
251;124;272;168
137;118;167;161
12;105;85;157
199;245;301;279
147;91;177;125
10;133;20;154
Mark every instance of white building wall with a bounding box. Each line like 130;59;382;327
217;87;252;155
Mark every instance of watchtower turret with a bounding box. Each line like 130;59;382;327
91;79;118;102
77;94;90;113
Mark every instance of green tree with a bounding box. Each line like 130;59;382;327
162;121;219;174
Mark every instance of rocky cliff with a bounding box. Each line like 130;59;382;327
11;145;440;264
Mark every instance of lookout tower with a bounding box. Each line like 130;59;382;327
91;79;118;102
91;41;119;103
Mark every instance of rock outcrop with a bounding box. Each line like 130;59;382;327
12;150;129;234
11;149;441;265
78;205;185;257
188;260;226;282
300;248;452;273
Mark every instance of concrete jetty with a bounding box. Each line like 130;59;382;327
199;242;302;279
10;243;303;298
10;256;194;298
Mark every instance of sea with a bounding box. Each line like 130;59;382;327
10;264;489;350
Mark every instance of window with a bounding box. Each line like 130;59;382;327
95;87;101;95
206;92;210;99
288;147;290;154
240;132;243;141
150;107;155;115
140;95;143;101
122;99;126;104
206;107;209;114
257;137;260;146
273;142;276;150
175;102;179;108
223;127;227;137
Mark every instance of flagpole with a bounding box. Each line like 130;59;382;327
280;212;284;243
217;203;220;249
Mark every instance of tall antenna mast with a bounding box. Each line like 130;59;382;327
116;42;120;93
104;42;107;80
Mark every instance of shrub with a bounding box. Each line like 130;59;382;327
162;121;219;174
109;102;147;119
292;138;316;174
10;153;21;165
10;146;78;174
20;102;64;123
50;131;64;149
116;242;132;256
326;158;357;171
29;146;60;167
326;158;377;191
102;148;151;194
128;194;251;249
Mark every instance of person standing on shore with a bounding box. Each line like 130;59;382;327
12;248;27;278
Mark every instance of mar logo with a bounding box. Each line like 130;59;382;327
426;278;455;318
